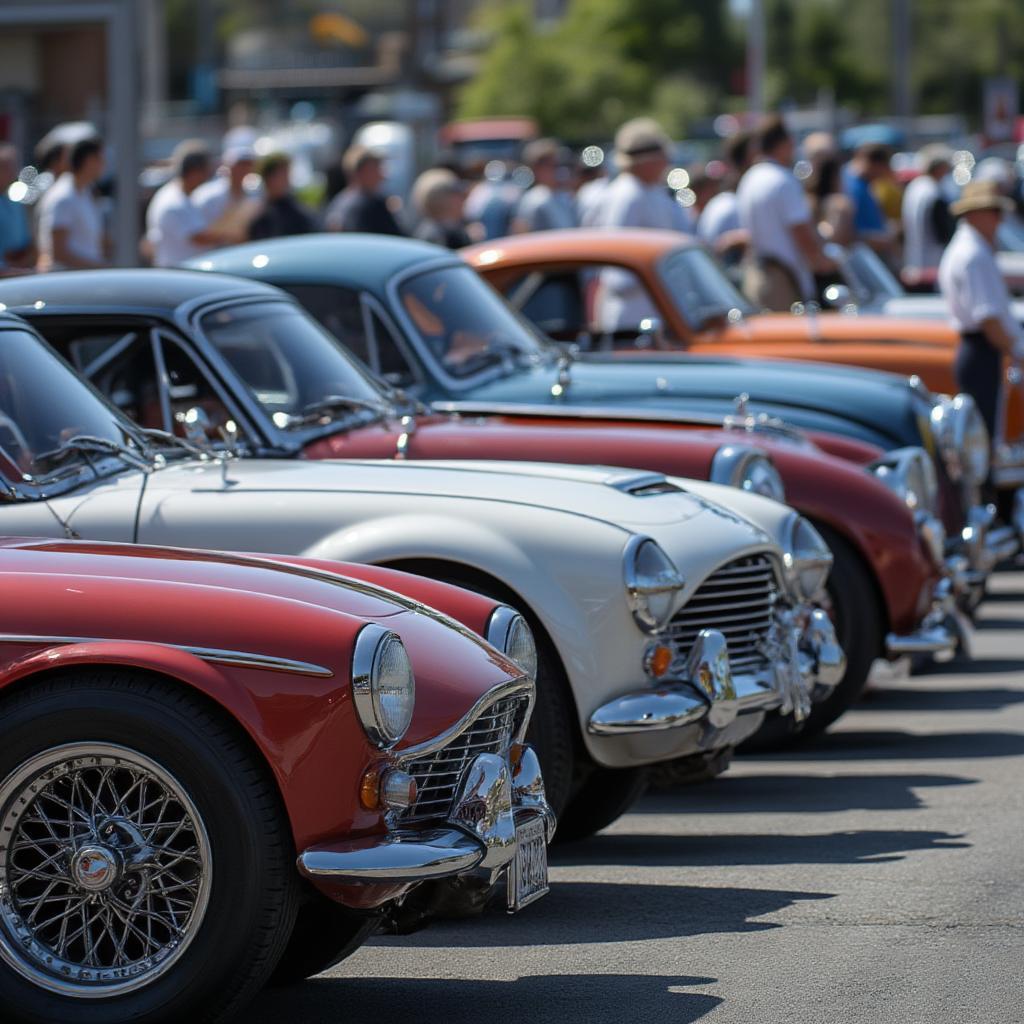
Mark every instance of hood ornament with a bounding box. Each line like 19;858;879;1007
723;393;808;445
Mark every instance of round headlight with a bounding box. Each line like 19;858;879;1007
624;536;685;633
486;606;538;682
930;394;990;486
869;446;939;515
782;514;833;601
352;624;415;749
710;445;787;502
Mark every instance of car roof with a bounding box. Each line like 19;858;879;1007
462;228;695;267
0;268;284;317
188;233;459;287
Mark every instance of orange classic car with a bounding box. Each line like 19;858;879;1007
465;228;1024;496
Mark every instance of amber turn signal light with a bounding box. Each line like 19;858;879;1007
360;765;418;811
643;643;674;679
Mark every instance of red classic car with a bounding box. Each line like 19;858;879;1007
0;538;552;1024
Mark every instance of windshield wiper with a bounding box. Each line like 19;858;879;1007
33;434;153;475
138;427;216;461
285;395;393;428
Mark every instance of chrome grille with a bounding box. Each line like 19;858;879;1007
667;554;778;673
399;694;528;823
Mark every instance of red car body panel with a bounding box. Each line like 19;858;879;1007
304;413;935;635
0;539;519;858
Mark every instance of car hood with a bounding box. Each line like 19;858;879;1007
726;311;955;344
0;536;417;620
139;456;765;536
455;355;925;448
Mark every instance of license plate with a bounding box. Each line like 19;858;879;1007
507;816;549;912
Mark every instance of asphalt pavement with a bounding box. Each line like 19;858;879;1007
252;571;1024;1024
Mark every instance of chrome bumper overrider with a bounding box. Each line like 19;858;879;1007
886;577;960;660
297;746;555;889
588;613;845;741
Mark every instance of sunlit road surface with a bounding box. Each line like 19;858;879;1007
253;571;1024;1024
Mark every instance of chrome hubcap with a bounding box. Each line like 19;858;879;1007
0;743;212;998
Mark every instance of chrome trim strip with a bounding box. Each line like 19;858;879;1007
0;634;333;678
396;675;535;764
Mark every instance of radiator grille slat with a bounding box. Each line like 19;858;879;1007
668;554;777;672
399;694;528;823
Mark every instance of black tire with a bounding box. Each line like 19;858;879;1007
270;896;378;986
554;765;650;843
0;671;299;1024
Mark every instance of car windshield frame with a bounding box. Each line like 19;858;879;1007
0;321;153;500
192;295;397;442
387;260;555;392
656;245;755;330
839;242;905;304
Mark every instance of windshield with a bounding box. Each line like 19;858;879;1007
841;242;904;301
199;300;386;428
658;247;754;329
398;265;546;380
0;326;134;480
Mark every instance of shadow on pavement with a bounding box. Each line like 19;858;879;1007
638;772;977;814
249;973;724;1024
973;616;1024;631
860;684;1024;710
922;658;1024;676
553;830;967;869
760;729;1024;760
374;882;832;949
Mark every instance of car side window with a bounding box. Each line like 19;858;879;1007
283;283;371;366
155;335;240;442
504;270;586;343
367;309;416;389
57;329;165;430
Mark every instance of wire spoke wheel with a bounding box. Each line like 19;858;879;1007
0;743;212;999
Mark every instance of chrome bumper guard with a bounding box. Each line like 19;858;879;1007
588;614;845;738
955;501;1021;579
886;577;960;660
297;745;555;888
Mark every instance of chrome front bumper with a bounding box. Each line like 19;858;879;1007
297;746;554;895
886;577;960;660
587;615;844;764
954;501;1021;582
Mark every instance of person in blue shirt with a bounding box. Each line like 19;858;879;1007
0;145;34;273
842;143;894;257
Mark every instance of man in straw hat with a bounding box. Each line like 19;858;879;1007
938;178;1024;440
593;118;691;332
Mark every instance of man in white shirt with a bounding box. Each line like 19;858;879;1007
736;115;833;311
146;141;225;267
36;137;107;271
193;143;259;235
902;145;954;275
511;139;578;233
594;118;692;331
938;178;1024;441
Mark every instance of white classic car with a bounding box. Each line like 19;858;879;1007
0;315;844;839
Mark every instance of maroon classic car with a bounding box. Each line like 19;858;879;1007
7;269;957;739
0;538;552;1024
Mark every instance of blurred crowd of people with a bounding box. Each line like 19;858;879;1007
1;114;1022;320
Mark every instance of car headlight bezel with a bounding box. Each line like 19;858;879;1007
930;393;990;487
623;536;685;633
351;624;415;749
486;605;538;683
710;444;787;502
868;445;940;516
781;513;834;602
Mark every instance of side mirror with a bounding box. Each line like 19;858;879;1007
822;284;852;309
636;316;665;349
